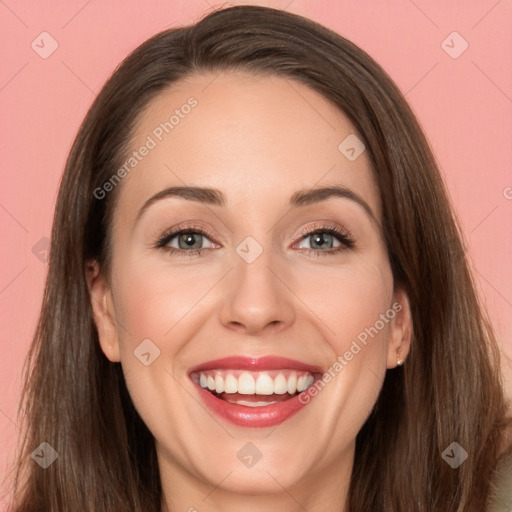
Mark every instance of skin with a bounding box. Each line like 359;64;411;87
87;71;412;512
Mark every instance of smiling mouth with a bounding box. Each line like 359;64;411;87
190;369;316;407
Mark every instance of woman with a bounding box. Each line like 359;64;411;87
8;5;512;511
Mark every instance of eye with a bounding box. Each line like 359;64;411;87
155;224;218;257
167;231;213;251
293;224;355;256
154;223;355;258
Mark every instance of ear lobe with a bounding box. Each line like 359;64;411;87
86;260;121;363
386;287;412;369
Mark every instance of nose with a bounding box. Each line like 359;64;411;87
219;247;296;335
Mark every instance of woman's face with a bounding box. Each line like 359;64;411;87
89;71;411;507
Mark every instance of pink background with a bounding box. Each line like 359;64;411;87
1;0;511;499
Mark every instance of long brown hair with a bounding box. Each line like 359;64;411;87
7;5;511;511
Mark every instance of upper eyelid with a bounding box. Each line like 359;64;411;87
157;226;217;248
292;223;353;239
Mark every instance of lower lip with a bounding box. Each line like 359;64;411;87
192;378;319;428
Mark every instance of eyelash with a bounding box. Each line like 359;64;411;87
154;223;356;258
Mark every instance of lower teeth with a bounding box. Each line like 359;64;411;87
232;399;279;407
211;391;297;406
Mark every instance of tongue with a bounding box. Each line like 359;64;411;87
219;392;295;404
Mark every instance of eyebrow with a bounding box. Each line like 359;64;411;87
289;185;377;223
133;184;378;227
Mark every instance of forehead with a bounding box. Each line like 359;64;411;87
117;71;380;220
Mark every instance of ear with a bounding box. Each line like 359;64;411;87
85;260;121;362
386;287;412;369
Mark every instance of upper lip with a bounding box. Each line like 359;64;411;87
188;356;323;375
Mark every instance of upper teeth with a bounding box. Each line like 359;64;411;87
193;370;315;395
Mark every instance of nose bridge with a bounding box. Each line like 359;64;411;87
219;233;295;333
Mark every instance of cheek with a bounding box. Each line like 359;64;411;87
108;259;207;447
288;258;394;446
108;255;225;405
292;254;394;356
112;256;218;342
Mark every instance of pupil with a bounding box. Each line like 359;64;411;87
311;233;333;249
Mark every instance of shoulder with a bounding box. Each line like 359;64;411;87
486;449;512;512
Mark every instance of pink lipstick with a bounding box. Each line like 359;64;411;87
188;356;323;428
